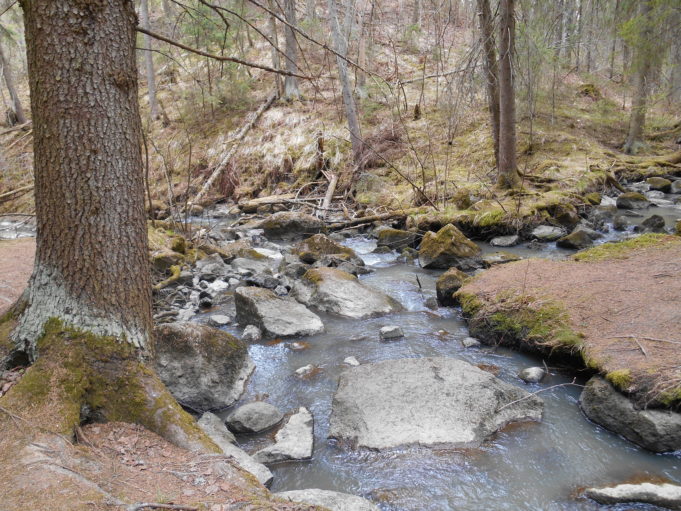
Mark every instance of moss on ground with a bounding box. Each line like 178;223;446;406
572;234;679;262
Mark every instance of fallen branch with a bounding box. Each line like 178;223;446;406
319;172;338;220
327;211;409;230
127;504;197;511
608;335;681;346
193;91;277;205
496;378;583;413
0;184;33;201
0;120;31;135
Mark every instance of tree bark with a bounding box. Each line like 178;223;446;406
476;0;500;169
140;0;160;121
497;0;520;189
267;0;283;97
623;0;652;155
0;38;26;125
15;0;153;356
328;0;362;163
306;0;316;20
283;0;301;99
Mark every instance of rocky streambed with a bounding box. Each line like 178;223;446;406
139;179;681;511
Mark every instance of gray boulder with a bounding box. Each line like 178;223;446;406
646;177;673;192
242;324;263;342
671;180;681;194
518;367;546;384
198;412;236;444
329;357;543;450
490;234;520;247
379;325;404;340
275;489;380;511
235;286;324;337
531;225;566;242
226;401;284;434
197;412;273;486
616;192;650;209
208;314;231;327
254;407;314;463
462;337;481;348
418;224;483;270
292;267;402;319
579;376;681;453
584;483;681;510
636;214;666;233
153;323;254;412
257;211;324;240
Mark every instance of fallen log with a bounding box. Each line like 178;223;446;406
193;91;277;205
326;211;409;230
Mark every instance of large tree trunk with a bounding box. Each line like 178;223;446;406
15;0;153;356
0;39;27;125
497;0;520;189
283;0;301;99
623;0;652;155
477;0;500;169
140;0;160;120
328;0;362;164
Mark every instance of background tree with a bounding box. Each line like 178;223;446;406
140;0;160;121
0;26;26;125
283;0;301;99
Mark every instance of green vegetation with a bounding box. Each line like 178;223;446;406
572;234;679;262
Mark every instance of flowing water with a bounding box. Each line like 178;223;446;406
204;218;681;511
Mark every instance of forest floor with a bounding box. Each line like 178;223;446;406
0;237;34;316
458;234;681;408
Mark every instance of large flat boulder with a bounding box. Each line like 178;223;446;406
579;376;681;453
153;323;254;412
584;483;681;509
418;224;483;270
275;489;380;511
292;267;402;319
235;286;324;337
328;357;543;450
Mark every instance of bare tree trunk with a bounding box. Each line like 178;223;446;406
497;0;520;189
477;0;500;169
411;0;421;26
15;0;153;355
575;0;583;70
140;0;159;120
623;0;652;154
267;0;283;97
328;0;362;163
283;0;301;99
608;0;620;79
306;0;317;20
555;0;564;59
0;39;26;125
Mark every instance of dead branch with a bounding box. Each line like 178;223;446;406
495;378;583;412
0;184;33;201
327;211;411;230
0;120;30;135
608;335;681;345
136;27;311;79
319;172;338;220
127;504;197;511
193;91;277;205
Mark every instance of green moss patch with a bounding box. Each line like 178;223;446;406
573;234;679;262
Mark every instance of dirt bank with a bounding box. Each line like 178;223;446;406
457;234;681;408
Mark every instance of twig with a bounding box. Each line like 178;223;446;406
127;504;197;511
496;378;583;412
136;26;311;79
0;184;33;201
608;335;681;345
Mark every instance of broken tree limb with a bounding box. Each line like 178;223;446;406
193;92;277;205
327;211;411;230
319;171;338;220
0;184;33;202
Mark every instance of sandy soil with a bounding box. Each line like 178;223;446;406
461;237;681;406
0;237;35;316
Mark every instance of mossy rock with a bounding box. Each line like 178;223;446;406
584;192;602;205
376;228;418;250
293;234;358;264
418;224;483;270
257;212;325;240
676;220;681;236
551;203;580;228
436;268;468;306
646;177;672;193
616;192;649;210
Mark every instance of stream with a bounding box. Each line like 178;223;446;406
2;195;680;509
195;203;681;511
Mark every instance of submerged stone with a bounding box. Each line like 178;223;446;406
329;357;543;450
226;401;284;434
